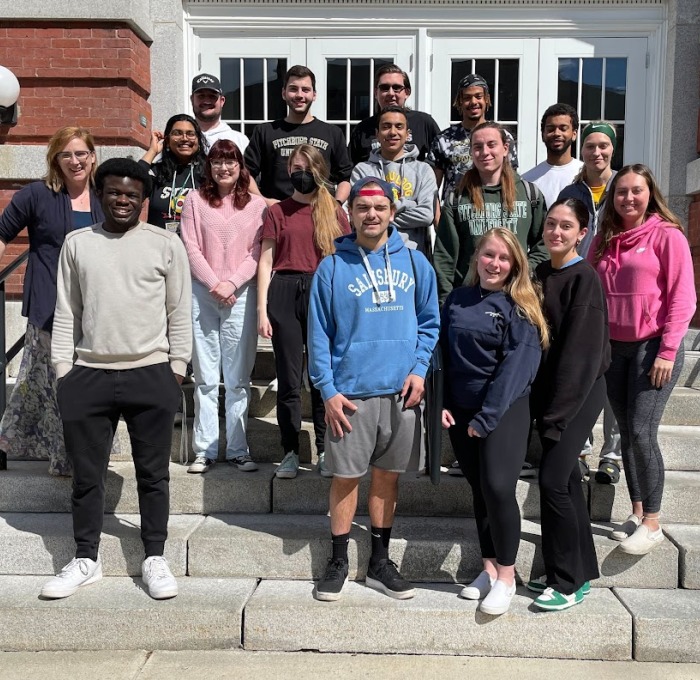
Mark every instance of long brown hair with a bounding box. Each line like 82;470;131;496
44;126;97;192
199;139;251;209
288;144;344;257
457;122;516;214
593;164;683;262
467;228;550;349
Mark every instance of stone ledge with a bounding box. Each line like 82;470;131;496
686;157;700;196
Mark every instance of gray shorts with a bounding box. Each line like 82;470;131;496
325;394;425;478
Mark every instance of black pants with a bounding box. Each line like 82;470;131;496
449;395;530;566
267;272;326;454
537;377;605;594
57;364;181;560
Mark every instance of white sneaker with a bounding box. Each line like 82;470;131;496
41;556;103;599
142;556;178;599
459;570;494;600
619;524;665;555
609;514;643;541
276;451;299;479
188;456;215;474
479;579;516;615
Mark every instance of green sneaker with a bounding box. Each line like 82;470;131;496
275;451;299;479
533;586;584;611
527;577;590;596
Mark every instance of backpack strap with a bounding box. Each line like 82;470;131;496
523;180;540;210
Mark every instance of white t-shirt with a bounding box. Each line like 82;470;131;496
521;158;583;209
203;120;250;154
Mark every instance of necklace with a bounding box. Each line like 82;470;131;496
478;285;494;299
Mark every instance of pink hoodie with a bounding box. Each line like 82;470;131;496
589;214;696;361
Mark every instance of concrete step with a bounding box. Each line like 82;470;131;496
0;513;203;576
592;387;700;427
614;588;700;663
0;461;273;515
663;524;700;588
678;350;700;388
187;514;679;589
589;470;700;523
0;576;256;651
243;580;631;659
683;328;700;352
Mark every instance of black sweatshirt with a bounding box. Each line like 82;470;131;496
440;285;542;437
532;259;611;441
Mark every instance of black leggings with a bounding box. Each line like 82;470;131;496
268;272;326;454
449;395;530;566
538;376;605;595
605;337;683;514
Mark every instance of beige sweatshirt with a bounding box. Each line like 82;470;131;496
51;222;192;379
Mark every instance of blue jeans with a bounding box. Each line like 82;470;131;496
191;280;257;460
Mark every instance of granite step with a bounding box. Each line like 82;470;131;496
0;513;203;576
663;524;700;588
678;350;700;388
589;469;700;524
243;580;631;660
593;387;700;427
0;576;256;652
614;588;700;663
187;514;679;589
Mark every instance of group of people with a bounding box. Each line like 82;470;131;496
0;63;694;614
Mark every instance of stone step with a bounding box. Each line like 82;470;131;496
0;513;203;576
243;580;631;659
663;524;700;588
613;588;700;663
592;387;700;427
589;469;700;524
683;327;700;352
187;515;679;590
0;576;255;651
678;350;700;388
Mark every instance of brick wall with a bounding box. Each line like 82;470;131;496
0;22;151;146
0;20;152;298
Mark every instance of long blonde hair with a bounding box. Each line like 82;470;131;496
288;144;343;257
44;126;97;192
594;163;683;262
468;228;550;349
457;122;517;214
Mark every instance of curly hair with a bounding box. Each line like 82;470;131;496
95;157;152;197
198;139;251;209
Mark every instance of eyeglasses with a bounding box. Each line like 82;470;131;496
377;84;406;93
57;151;92;162
210;159;239;169
169;130;198;140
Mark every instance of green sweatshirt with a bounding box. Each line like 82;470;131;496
433;176;548;304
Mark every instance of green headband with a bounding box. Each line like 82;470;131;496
581;122;616;150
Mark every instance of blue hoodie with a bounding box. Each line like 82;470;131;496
308;227;439;401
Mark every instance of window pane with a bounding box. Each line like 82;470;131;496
605;58;627;121
612;123;625;170
244;59;264;121
267;58;288;120
498;59;519;121
220;58;241;120
558;58;579;109
350;59;371;120
581;58;603;121
327;58;347;120
334;123;348;140
244;123;259;139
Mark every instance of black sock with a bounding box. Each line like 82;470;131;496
331;533;350;561
370;526;392;563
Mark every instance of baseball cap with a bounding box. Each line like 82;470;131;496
348;176;395;204
192;73;223;95
457;73;489;93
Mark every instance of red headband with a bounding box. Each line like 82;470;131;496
358;188;386;196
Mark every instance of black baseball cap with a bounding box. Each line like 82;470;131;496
192;73;223;95
457;73;489;93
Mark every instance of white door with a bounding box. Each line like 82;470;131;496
538;38;649;167
306;38;414;140
199;38;306;137
430;38;540;171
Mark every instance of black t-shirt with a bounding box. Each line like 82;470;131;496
244;118;353;201
349;109;441;165
138;160;199;229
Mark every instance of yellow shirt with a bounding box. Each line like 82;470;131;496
589;184;605;208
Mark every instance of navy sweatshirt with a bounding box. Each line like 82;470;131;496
532;259;610;441
440;285;542;436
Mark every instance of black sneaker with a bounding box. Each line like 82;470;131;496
365;558;415;600
595;459;621;484
315;558;348;602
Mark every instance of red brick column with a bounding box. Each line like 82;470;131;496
0;21;152;297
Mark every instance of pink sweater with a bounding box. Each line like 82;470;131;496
589;214;697;360
180;190;266;292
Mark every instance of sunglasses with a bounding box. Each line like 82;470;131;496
377;84;406;93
